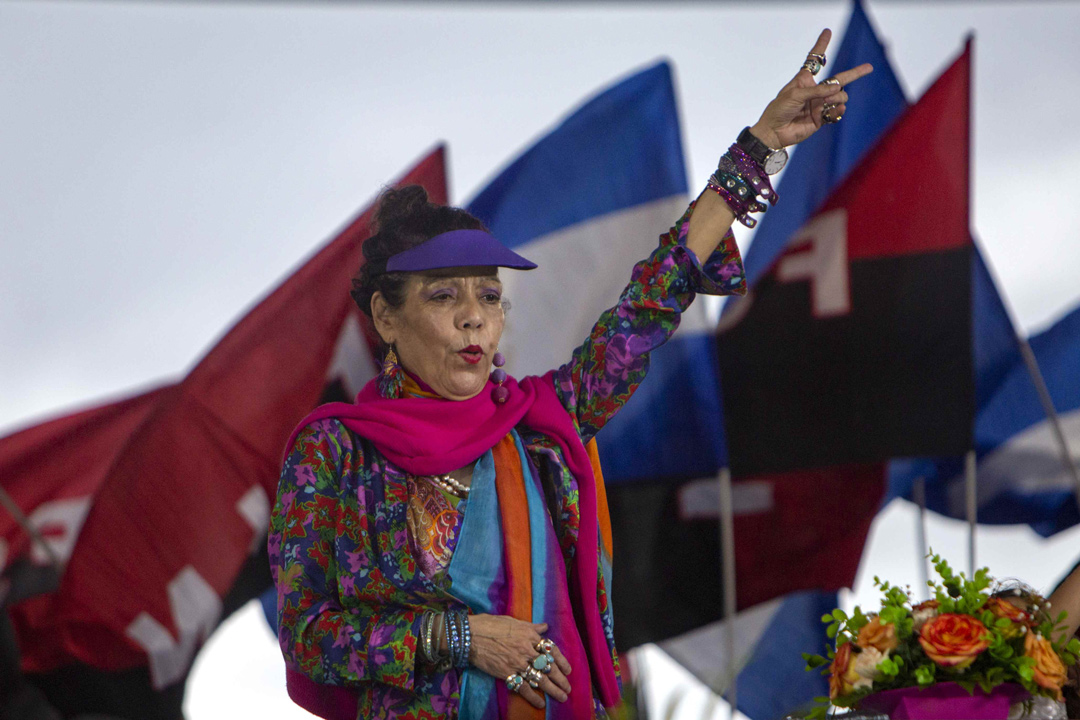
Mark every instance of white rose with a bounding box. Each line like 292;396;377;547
913;605;939;632
851;646;887;690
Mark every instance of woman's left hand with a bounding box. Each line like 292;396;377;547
748;28;874;150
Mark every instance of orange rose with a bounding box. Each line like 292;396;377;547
986;596;1032;623
857;616;899;653
918;613;989;669
1025;632;1067;701
985;596;1033;638
829;642;861;700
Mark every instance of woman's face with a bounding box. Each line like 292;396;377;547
372;267;505;401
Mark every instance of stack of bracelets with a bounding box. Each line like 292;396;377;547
420;609;471;670
706;143;779;229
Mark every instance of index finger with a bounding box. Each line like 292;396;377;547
829;63;875;88
809;28;832;58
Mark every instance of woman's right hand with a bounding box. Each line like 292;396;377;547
468;613;573;709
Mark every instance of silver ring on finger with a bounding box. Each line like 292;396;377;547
505;673;524;692
821;104;842;125
535;638;555;654
819;76;841;89
803;53;826;75
523;666;543;688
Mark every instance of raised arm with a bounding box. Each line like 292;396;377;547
554;208;745;441
686;29;872;264
555;30;872;440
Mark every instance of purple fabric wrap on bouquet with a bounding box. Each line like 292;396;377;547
859;682;1029;720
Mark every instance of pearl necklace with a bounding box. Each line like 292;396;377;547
426;473;470;498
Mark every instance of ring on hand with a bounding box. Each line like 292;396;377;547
523;666;543;688
819;76;841;89
803;53;826;75
531;651;556;675
821;103;842;125
506;673;524;692
535;638;555;654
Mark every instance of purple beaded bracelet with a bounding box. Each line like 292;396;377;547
706;142;779;228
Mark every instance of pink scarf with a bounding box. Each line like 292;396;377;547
281;371;619;716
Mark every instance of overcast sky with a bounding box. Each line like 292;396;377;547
3;2;1080;718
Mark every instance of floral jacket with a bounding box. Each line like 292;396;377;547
267;203;745;719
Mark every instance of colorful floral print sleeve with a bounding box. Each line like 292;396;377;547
554;200;746;442
268;202;744;719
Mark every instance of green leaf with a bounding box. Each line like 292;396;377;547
821;614;834;624
803;653;829;669
826;623;838;639
832;609;848;622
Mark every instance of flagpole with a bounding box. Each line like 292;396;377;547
1015;336;1080;515
965;451;977;577
0;485;61;569
913;476;930;600
718;466;738;718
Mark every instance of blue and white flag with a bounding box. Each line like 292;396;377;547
467;60;725;482
659;591;838;720
890;300;1080;537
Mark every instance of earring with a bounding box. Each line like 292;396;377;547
491;351;508;404
378;345;405;399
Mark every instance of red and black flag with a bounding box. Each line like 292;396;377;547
718;42;974;478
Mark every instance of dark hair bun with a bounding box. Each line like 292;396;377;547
371;185;431;237
351;185;487;319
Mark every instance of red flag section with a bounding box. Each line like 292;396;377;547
1;389;172;673
825;41;970;261
732;464;885;609
1;146;447;692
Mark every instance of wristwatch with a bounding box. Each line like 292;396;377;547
737;127;788;175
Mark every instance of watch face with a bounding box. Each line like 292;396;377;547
764;147;788;175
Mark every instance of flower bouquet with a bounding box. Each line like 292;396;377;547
802;554;1080;720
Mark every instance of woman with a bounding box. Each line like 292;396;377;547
268;30;871;720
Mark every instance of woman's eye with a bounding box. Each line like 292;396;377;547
429;291;453;302
482;293;502;303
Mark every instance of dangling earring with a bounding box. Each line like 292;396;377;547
490;351;508;404
378;344;405;399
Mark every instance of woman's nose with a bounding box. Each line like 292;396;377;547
458;298;484;329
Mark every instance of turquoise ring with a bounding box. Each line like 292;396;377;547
506;674;524;692
532;653;551;673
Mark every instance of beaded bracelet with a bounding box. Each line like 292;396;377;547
420;611;437;664
706;143;779;228
457;612;472;669
444;611;457;668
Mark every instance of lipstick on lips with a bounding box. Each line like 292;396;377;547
458;345;483;365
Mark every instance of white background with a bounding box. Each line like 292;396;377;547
3;2;1080;718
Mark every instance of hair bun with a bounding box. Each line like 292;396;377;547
373;185;430;233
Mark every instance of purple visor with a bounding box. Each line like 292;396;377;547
385;229;537;272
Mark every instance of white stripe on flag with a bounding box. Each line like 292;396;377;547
499;195;704;378
658;595;785;695
949;407;1080;507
